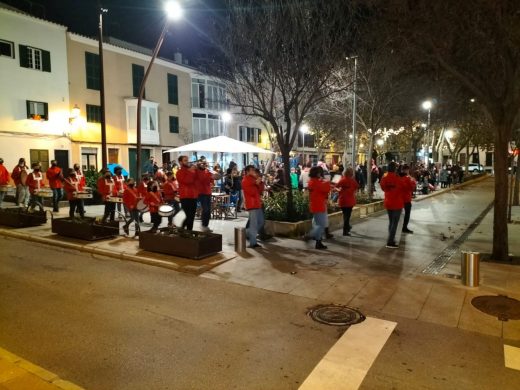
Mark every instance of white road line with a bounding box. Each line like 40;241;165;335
504;344;520;371
299;317;397;390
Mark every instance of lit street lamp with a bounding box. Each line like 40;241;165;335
422;100;433;166
300;124;309;164
136;1;183;180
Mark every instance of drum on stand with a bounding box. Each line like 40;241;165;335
35;188;53;198
75;191;93;199
158;204;174;217
136;198;148;212
20;169;28;186
107;196;123;203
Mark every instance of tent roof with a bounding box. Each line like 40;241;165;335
162;135;274;154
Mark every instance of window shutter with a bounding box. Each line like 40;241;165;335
19;44;28;68
42;50;51;72
168;74;178;105
43;103;49;120
26;100;31;118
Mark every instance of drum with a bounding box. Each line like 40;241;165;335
75;191;93;199
136;198;148;212
20;169;28;185
0;185;11;192
158;204;174;217
107;196;122;203
35;188;53;198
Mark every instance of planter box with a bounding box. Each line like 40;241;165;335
52;217;119;240
139;228;222;260
0;207;47;228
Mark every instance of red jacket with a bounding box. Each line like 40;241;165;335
308;178;330;213
380;172;404;210
26;172;45;193
144;191;162;213
63;177;84;200
0;164;10;185
75;169;86;187
137;181;149;198
336;176;358;208
123;187;140;210
196;169;214;196
97;177;117;199
242;174;264;210
46;166;63;189
162;180;179;201
11;165;27;186
401;175;416;204
113;174;126;194
176;166;198;199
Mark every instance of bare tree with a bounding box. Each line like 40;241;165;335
212;0;354;219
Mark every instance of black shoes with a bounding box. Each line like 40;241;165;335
402;228;414;234
386;242;399;249
315;240;327;250
249;243;262;249
343;232;351;236
324;228;334;239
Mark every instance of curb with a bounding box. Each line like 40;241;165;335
0;347;84;389
413;174;489;203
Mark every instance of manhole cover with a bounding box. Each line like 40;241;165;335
308;304;365;326
471;295;520;321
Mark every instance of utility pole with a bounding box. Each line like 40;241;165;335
98;5;108;170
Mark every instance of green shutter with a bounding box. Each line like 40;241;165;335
19;44;28;68
169;116;179;133
132;64;145;98
43;103;49;120
42;50;51;72
26;100;31;118
167;74;178;105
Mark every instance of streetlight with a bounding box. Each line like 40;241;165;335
136;1;183;180
376;139;384;165
221;111;232;166
98;7;108;170
422;100;433;166
300;124;309;164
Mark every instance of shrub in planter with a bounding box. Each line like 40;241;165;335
84;169;103;204
52;216;119;240
0;207;47;228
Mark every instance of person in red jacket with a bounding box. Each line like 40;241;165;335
0;158;11;208
162;171;180;227
196;159;214;232
400;164;416;234
307;166;331;250
380;161;404;249
242;165;265;248
336;167;359;236
12;157;29;207
122;178;140;236
144;182;162;233
137;175;151;223
73;163;86;187
176;155;198;230
46;160;63;212
97;169;117;223
63;169;85;218
26;162;45;211
113;166;127;217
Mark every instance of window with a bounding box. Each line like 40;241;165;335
167;74;178;105
86;104;101;123
19;45;50;72
26;100;48;120
191;78;205;108
169;116;179;133
141;106;157;131
108;148;119;164
239;126;261;143
81;148;98;171
192;113;207;141
85;52;100;90
207;81;226;110
30;149;49;172
0;39;14;58
132;64;145;98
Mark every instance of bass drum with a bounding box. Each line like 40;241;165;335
136;199;148;212
20;169;28;186
158;204;174;217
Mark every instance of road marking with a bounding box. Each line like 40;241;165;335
299;317;397;390
504;344;520;371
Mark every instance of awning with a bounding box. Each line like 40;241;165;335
162;135;274;154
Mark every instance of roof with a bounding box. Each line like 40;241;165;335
0;2;67;30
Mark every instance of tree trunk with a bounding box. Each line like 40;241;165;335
492;125;509;261
367;134;374;201
281;148;295;221
513;153;519;206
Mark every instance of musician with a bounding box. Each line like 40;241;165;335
98;169;117;223
46;160;63;212
162;171;180;227
196;159;214;232
176;155;198;230
144;182;162;233
73;163;86;187
242;165;265;249
137;175;151;223
12;157;29;207
0;158;10;208
113;166;126;217
122;178;140;236
64;168;85;218
26;162;45;211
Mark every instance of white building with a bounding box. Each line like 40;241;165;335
0;5;70;171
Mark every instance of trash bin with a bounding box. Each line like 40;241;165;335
461;251;480;287
234;227;246;252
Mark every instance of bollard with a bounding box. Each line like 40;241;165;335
461;251;480;287
234;227;247;252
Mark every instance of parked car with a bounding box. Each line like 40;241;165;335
462;163;484;173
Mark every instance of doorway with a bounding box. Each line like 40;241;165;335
128;148;150;179
54;149;69;172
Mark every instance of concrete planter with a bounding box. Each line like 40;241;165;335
264;201;385;237
0;207;47;228
52;217;119;240
139;227;222;260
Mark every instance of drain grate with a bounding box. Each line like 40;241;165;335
308;304;365;326
471;295;520;321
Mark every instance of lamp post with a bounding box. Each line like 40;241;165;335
98;6;108;170
221;111;232;166
376;138;384;165
346;56;358;167
422;100;433;166
136;1;183;180
300;124;309;165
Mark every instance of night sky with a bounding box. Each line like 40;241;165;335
4;0;225;64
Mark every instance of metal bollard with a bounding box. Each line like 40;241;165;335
461;251;480;287
234;227;247;252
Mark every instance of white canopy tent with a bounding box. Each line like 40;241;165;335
163;135;275;154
